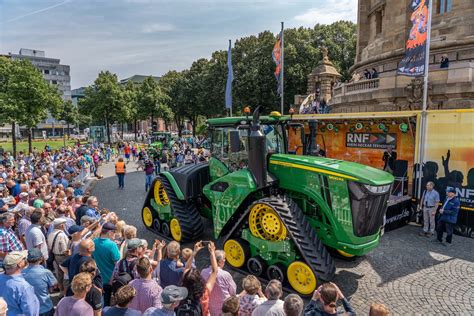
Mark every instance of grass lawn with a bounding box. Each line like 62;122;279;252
0;139;79;153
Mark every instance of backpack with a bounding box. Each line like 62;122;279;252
111;258;137;294
176;298;202;316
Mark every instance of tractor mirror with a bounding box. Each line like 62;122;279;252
229;131;241;153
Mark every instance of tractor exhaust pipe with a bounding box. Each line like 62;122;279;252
248;106;267;188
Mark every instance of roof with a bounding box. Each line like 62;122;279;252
120;75;160;85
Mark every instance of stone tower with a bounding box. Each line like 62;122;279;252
328;0;474;112
306;47;342;102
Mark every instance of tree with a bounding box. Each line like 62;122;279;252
59;100;79;138
137;76;170;132
159;70;189;137
123;81;140;141
80;71;123;144
0;57;62;155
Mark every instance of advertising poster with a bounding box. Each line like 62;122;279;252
418;111;474;237
397;0;430;76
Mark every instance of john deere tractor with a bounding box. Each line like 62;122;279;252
142;107;394;295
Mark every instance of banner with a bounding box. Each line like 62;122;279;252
272;33;282;96
225;40;233;110
397;0;430;76
415;111;474;238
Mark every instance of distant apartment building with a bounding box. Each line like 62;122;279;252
71;87;86;106
7;48;72;138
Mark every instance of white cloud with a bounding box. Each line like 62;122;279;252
142;22;176;33
294;0;357;25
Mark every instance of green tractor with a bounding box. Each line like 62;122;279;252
142;107;394;295
149;131;174;150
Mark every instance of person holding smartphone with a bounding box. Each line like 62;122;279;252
304;282;355;316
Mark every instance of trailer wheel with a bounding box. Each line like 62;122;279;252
224;239;250;269
287;261;317;295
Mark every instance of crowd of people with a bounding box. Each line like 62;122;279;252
0;142;392;316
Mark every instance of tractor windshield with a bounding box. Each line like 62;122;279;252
210;123;285;170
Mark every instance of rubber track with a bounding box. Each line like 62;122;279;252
259;196;336;281
220;195;336;282
160;176;204;242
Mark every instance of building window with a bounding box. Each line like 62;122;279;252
375;10;383;35
437;0;452;14
52;80;58;85
44;69;50;74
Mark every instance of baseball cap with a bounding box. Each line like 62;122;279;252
127;238;146;250
161;285;188;305
102;222;116;232
68;225;85;235
3;250;28;269
446;187;456;193
51;218;67;227
27;248;43;261
19;192;29;199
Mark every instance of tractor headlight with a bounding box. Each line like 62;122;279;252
364;184;391;194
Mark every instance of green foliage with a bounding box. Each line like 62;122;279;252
79;71;124;143
160;21;356;118
0;57;63;154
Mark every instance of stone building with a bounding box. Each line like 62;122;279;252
303;0;474;112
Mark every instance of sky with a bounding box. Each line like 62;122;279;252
0;0;357;89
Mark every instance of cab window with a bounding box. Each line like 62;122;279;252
211;127;248;171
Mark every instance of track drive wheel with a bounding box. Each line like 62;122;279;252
154;180;170;206
170;218;182;242
224;239;250;269
248;202;287;241
287;261;317;295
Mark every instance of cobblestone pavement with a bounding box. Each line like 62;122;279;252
92;160;474;315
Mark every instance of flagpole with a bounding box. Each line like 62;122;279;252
280;21;284;114
416;0;433;202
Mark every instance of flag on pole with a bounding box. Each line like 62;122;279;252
225;40;233;110
272;31;283;96
397;0;430;76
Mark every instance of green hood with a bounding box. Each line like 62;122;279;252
269;154;394;186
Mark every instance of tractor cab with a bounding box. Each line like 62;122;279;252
149;131;173;149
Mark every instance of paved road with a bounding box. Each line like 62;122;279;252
92;160;474;315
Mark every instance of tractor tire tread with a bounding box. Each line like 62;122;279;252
160;176;204;242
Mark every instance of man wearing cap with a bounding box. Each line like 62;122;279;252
144;285;188;316
435;187;461;246
68;224;86;256
22;248;58;316
0;212;24;269
94;222;121;306
0;250;40;315
25;211;49;261
48;217;70;293
111;238;145;282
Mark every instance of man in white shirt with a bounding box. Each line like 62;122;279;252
25;211;49;261
48;218;70;293
252;280;285;316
